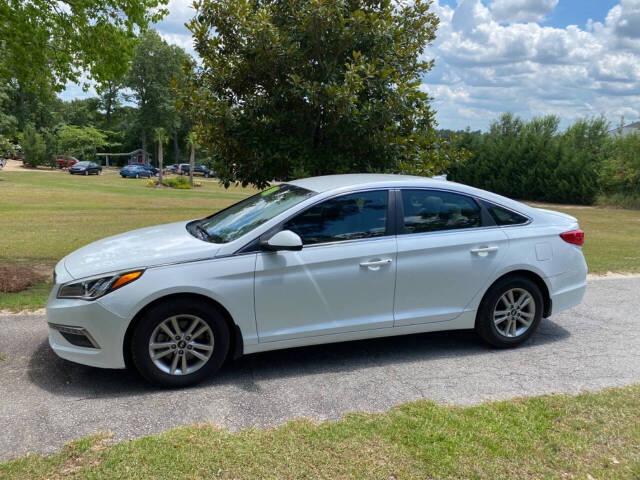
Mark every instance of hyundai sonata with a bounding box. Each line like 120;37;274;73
47;174;587;387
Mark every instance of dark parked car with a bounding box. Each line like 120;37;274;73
176;163;190;175
181;164;214;178
69;161;102;175
142;165;159;176
120;164;152;178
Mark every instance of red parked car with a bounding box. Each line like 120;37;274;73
56;157;79;169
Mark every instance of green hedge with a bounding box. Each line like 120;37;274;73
446;114;638;205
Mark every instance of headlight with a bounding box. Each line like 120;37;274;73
57;270;144;300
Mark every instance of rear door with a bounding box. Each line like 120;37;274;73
394;189;509;327
254;189;398;342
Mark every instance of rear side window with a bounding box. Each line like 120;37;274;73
284;190;388;245
481;201;529;226
401;190;481;233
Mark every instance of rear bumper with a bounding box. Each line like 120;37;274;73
547;249;588;315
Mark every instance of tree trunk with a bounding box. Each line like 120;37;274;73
173;130;180;165
189;143;195;187
141;131;147;161
105;95;112;129
17;82;26;130
158;140;164;186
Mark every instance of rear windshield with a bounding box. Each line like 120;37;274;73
195;184;315;243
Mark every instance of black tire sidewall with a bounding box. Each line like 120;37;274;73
131;299;230;387
476;276;543;348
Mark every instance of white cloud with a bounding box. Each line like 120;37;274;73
489;0;558;24
422;0;640;130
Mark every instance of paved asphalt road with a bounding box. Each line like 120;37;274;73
1;276;639;460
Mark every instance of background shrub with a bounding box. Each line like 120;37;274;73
447;114;609;205
163;176;192;189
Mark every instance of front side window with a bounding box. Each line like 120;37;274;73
197;184;315;243
401;189;481;234
284;190;389;245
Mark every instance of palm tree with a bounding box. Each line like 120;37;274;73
186;131;197;187
154;127;167;185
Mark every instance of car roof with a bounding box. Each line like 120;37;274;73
289;174;457;193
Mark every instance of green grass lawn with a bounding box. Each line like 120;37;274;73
1;386;638;479
0;170;639;311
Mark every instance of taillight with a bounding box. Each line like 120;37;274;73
560;229;584;246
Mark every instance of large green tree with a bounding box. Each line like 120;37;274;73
127;30;191;163
0;0;167;127
57;124;111;160
184;0;454;188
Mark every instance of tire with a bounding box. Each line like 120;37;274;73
84;170;88;176
131;298;230;387
135;173;139;179
475;275;543;348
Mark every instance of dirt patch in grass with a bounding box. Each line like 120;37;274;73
0;265;49;293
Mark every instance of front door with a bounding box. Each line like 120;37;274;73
254;190;397;342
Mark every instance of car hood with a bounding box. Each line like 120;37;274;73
63;221;220;279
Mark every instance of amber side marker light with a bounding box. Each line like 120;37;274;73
111;270;143;290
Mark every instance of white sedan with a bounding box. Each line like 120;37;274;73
47;174;587;387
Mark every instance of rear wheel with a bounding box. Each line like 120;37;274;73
475;276;543;348
131;299;230;387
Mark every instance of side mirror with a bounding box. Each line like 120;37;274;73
261;230;303;251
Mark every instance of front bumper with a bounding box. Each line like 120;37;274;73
46;294;129;369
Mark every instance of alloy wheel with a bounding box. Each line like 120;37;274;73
148;315;214;375
492;288;536;338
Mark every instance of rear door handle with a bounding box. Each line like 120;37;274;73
470;246;498;255
360;258;393;269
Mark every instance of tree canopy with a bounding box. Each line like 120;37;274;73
0;0;168;128
184;0;454;187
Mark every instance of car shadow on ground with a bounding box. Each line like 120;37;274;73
27;318;570;398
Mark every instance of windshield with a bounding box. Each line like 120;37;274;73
197;184;315;243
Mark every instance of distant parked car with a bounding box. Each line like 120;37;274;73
69;161;102;175
142;165;159;176
176;163;190;175
166;164;178;174
120;164;152;178
56;157;78;169
181;164;214;178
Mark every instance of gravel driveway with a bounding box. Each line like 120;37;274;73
1;276;639;460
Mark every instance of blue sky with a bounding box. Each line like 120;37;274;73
63;0;640;131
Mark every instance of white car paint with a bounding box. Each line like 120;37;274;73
46;174;587;370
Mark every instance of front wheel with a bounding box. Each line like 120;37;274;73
475;276;543;348
135;173;139;179
84;170;88;176
131;299;230;387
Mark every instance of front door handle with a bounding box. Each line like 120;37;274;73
470;246;499;255
360;258;393;270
